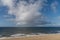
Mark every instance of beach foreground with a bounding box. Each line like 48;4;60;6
1;34;60;40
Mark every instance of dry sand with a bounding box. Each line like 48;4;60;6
1;34;60;40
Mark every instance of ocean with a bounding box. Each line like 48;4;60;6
0;27;60;37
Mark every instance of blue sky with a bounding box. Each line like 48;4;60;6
0;0;60;27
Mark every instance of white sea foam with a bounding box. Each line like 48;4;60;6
10;33;49;37
0;33;60;39
11;34;26;37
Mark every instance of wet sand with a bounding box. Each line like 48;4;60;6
1;34;60;40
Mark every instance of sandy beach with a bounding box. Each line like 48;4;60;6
1;34;60;40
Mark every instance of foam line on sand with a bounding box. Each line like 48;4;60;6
1;34;60;40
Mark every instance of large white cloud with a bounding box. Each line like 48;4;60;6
1;0;47;26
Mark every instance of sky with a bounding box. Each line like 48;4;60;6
0;0;60;27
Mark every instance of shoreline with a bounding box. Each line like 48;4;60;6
1;33;60;40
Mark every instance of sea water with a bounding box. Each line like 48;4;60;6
0;27;60;37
